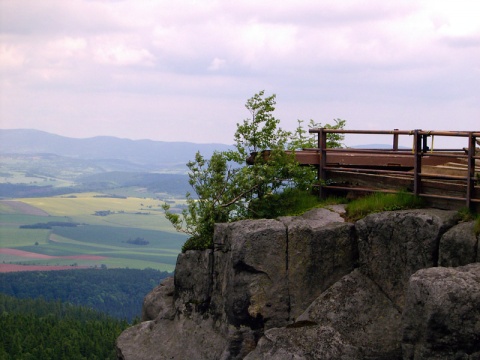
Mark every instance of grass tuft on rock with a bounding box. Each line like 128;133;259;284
475;217;480;236
345;191;425;222
456;207;480;236
249;189;345;219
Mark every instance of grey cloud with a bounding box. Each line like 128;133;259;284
441;35;480;48
0;0;126;35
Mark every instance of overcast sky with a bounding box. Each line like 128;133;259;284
1;0;479;147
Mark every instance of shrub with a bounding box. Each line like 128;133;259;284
181;235;212;252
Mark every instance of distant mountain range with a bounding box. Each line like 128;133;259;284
0;129;232;172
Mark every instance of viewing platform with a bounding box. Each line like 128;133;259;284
298;129;480;211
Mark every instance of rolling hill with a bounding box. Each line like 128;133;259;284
0;129;234;198
0;129;232;172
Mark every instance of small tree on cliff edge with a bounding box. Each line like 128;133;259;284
163;91;346;251
227;90;296;200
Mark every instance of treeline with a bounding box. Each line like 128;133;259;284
0;183;78;198
0;268;171;321
77;172;190;195
0;293;129;359
126;237;149;245
19;221;80;229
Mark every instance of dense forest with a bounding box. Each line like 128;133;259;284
0;293;129;359
0;268;171;321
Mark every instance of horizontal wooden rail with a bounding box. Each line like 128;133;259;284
309;129;480;137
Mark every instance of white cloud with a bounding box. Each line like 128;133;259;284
424;0;480;37
93;41;155;66
0;44;25;68
208;57;227;71
49;37;88;56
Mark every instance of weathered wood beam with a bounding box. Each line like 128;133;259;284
290;150;455;168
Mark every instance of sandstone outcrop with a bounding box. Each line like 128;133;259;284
438;221;480;267
141;276;175;321
402;264;480;359
246;269;402;359
355;209;459;309
116;208;480;360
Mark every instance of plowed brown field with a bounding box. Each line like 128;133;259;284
1;200;50;216
0;249;107;272
0;264;89;272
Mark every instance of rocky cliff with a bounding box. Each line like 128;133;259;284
116;208;480;360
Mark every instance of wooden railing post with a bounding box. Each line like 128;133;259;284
393;129;399;151
413;130;422;196
466;132;475;210
422;133;429;152
318;128;327;198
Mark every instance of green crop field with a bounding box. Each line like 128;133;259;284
0;227;50;247
17;193;185;230
0;194;188;271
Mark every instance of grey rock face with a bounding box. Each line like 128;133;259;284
141;276;175;321
117;249;230;360
355;209;458;309
439;221;479;267
174;249;213;315
247;269;402;360
282;216;357;320
212;219;289;331
244;325;360;360
298;269;402;359
402;264;480;360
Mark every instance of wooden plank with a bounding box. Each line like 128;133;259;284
422;165;468;177
325;171;477;200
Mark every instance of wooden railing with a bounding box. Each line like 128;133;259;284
306;129;480;211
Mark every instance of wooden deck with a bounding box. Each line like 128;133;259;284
299;129;480;211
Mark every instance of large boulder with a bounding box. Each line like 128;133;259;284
141;276;175;321
244;325;360;360
246;269;402;360
355;209;458;309
116;316;229;360
402;264;480;360
438;221;479;267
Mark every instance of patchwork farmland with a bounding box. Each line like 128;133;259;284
0;194;187;272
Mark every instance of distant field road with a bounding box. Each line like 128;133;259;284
0;200;50;216
0;264;89;273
